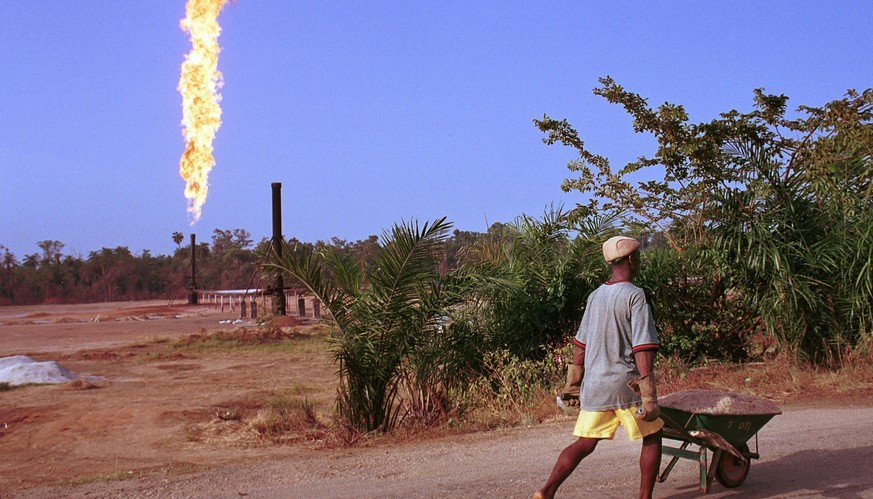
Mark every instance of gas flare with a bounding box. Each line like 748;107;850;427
178;0;229;223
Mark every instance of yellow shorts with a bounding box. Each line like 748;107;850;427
573;407;664;441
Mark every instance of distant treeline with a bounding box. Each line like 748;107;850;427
0;226;511;306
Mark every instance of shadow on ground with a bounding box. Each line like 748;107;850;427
662;445;873;498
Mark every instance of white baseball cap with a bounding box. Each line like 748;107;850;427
602;236;641;263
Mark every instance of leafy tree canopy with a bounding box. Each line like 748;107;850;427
535;76;872;252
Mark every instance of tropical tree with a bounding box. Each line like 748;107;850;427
37;240;64;266
0;246;17;302
82;247;136;301
269;217;501;432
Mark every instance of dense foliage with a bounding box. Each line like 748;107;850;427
467;206;615;359
1;242;188;305
268;208;628;432
536;78;872;363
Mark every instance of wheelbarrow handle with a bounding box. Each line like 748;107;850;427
659;412;696;441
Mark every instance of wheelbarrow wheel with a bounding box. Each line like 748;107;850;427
715;443;750;488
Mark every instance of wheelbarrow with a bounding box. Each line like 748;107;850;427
657;389;781;494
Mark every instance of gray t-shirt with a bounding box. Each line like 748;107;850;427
574;281;659;411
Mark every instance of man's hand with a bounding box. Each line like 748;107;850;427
558;364;583;408
556;395;579;409
628;373;660;422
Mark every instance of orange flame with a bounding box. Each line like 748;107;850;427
178;0;229;223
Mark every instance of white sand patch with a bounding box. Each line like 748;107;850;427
0;355;77;385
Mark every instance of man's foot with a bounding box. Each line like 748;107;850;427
532;492;545;499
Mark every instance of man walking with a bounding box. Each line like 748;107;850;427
534;236;663;499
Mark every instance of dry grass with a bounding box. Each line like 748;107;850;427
250;396;321;437
181;389;335;449
66;378;100;390
129;324;334;363
65;463;204;486
173;324;332;352
658;353;873;405
110;323;346;448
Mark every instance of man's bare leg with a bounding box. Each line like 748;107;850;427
639;430;662;499
534;437;599;499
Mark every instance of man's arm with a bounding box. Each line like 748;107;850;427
632;349;659;422
558;342;586;406
573;342;585;367
633;349;654;376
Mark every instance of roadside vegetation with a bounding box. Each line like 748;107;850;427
152;320;872;449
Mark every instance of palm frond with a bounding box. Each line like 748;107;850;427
267;241;355;334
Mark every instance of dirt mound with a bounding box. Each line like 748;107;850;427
660;389;782;415
23;312;52;319
270;315;303;328
116;305;187;317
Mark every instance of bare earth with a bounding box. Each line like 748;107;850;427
2;301;872;498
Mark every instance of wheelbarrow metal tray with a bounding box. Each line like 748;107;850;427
660;406;779;448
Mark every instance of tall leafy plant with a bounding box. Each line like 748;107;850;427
474;206;615;360
269;217;495;432
709;137;871;362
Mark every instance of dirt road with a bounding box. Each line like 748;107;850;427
3;301;872;498
14;404;873;498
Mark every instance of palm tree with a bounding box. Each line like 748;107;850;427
269;217;498;432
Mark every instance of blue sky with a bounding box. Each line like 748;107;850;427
1;1;870;259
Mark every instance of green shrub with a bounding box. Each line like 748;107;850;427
458;348;564;424
637;247;758;363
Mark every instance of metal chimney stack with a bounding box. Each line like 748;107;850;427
188;233;198;304
271;182;286;315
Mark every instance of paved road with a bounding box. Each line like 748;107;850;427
16;404;873;498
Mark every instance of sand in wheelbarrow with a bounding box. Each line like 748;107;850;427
660;389;782;415
0;355;78;385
